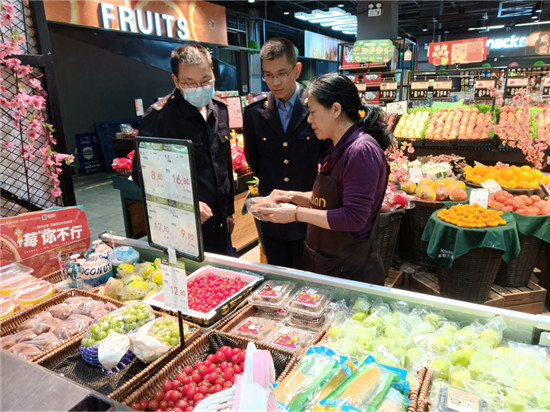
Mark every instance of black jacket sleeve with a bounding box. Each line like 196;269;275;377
242;107;260;176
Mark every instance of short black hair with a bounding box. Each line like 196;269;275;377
170;43;213;77
260;37;297;65
307;73;392;150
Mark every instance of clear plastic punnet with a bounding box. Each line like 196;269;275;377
288;286;332;319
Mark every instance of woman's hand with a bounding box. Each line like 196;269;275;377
268;189;294;204
257;203;296;224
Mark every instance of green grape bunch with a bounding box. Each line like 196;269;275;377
148;316;190;347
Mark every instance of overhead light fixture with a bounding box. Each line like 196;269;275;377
516;20;550;26
468;24;505;31
248;0;255;3
283;4;289;15
294;7;357;35
422;24;428;31
338;3;345;7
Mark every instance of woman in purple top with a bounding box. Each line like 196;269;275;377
258;73;391;284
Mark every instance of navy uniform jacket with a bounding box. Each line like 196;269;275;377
133;89;235;231
243;87;329;241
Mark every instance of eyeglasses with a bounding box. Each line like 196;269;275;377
177;79;215;92
262;65;296;82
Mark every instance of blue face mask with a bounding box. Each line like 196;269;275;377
182;84;214;108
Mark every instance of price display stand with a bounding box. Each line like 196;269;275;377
135;136;205;351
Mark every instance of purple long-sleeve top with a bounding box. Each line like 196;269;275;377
321;124;388;240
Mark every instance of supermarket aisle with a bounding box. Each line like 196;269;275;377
73;172;126;239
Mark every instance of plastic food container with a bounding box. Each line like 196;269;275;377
286;313;327;331
229;316;280;340
250;280;295;305
288;286;331;319
0;262;35;295
265;325;314;352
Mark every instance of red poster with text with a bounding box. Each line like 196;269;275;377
429;38;487;66
0;207;91;278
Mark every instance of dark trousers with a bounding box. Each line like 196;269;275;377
262;233;305;270
203;230;238;257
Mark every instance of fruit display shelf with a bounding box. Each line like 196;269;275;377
0;288;124;363
36;314;199;402
144;266;263;327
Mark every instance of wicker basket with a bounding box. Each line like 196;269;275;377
377;209;406;275
465;181;549;198
42;269;64;283
495;233;543;287
0;289;124;363
398;200;443;272
123;330;297;407
437;247;503;303
37;315;199;402
456;139;494;151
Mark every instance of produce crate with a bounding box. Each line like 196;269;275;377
410;272;504;307
42;269;64;284
0;289;124;363
37;315;200;402
495;233;543;287
410;272;547;313
491;281;547;314
384;269;404;289
377;209;406;276
123;331;298;407
144;266;263;327
217;303;329;356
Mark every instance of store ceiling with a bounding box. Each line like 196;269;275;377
214;0;548;40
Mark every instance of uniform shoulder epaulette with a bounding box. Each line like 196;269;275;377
245;93;268;107
152;93;174;111
212;95;228;105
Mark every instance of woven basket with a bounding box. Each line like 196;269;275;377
377;209;406;275
398;200;443;272
437;247;503;303
42;269;64;283
495;233;543;287
123;330;297;407
456;138;494;151
0;289;124;363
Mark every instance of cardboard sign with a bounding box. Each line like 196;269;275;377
0;207;91;277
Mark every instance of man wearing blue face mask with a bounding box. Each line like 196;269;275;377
133;43;237;257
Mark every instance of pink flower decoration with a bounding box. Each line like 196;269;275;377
3;141;14;150
4;57;20;68
0;96;8;107
51;187;62;198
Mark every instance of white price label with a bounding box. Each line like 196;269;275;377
386;101;408;115
381;82;398;90
161;263;189;312
481;179;502;194
469;189;489;209
433;80;453;90
409;167;423;184
544;77;550;87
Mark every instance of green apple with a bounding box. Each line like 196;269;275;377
352;297;371;314
405;347;423;368
464;380;499;396
514;375;538;394
351;311;368;322
358;336;374;351
440;322;458;334
479;329;501;348
450;368;471;388
432;359;450;380
415;320;436;334
468;361;489;379
471;338;494;350
454;328;478;346
430;332;453;353
328;326;342;339
535;390;550;408
383;325;407;343
450;347;475;367
504;391;529;411
424;313;441;327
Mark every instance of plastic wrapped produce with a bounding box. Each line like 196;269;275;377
275;346;353;411
25;332;62;352
11;329;38;343
8;342;42;360
48;303;73;320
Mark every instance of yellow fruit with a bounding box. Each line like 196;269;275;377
128;280;148;290
151;271;163;285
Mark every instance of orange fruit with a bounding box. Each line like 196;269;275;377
500;168;515;181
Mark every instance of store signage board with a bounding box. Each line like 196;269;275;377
135;137;203;262
474;79;496;100
428;37;487;66
543;77;550;97
43;0;228;45
222;96;243;129
505;77;529;98
352;39;394;64
386;101;408;115
534;31;550;55
432;81;453;100
380;81;398;101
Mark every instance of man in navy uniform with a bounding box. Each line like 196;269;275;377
243;38;328;269
133;43;236;256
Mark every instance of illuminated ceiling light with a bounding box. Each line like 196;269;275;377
294;6;357;35
319;16;357;27
422;24;428;31
283;4;289;15
248;0;255;3
338;3;345;7
516;20;550;26
468;24;505;31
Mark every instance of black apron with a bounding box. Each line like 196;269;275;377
302;136;387;285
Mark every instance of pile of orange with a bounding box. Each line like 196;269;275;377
437;204;507;228
463;164;548;189
488;190;550;215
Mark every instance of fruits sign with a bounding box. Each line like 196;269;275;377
542;77;550;97
352;39;394;64
504;77;529;98
475;79;496;100
0;207;91;278
428;38;487;66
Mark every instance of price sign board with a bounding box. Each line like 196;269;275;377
504;77;529;98
135;137;203;262
474;79;496;100
380;81;397;101
543;77;550;98
386;101;408;115
409;81;429;100
469;188;489;209
161;262;189;312
432;80;453;100
222;96;243;129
